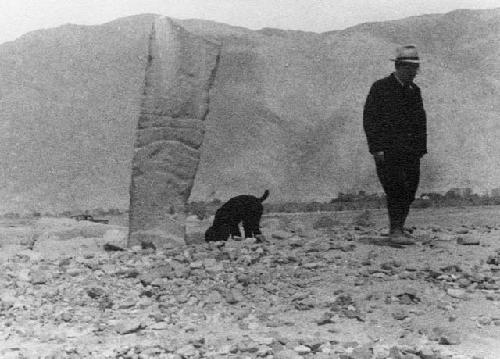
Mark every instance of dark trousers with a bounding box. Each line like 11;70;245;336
375;153;420;231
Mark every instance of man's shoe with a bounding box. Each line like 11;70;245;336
388;229;416;245
389;236;416;245
388;228;404;236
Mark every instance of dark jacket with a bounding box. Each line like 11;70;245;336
363;73;427;157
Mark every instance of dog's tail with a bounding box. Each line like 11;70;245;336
259;189;270;202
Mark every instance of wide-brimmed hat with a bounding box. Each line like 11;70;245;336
390;45;421;64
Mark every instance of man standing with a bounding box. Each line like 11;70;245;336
363;45;427;244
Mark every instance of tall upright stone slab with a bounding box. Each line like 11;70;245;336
128;17;220;248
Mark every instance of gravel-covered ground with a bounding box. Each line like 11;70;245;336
1;207;500;358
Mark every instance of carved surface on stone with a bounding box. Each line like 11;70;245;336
128;17;221;248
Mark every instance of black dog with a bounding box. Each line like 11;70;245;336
205;190;269;242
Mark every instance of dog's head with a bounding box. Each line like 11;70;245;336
205;224;231;242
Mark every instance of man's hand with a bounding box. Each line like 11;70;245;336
373;151;384;164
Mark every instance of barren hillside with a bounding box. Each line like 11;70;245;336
0;9;498;212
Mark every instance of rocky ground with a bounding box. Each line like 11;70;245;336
1;207;500;359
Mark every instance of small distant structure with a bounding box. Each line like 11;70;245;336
420;192;443;201
332;190;382;203
446;187;473;198
491;188;500;198
70;213;109;224
335;191;357;202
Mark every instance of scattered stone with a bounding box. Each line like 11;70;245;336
275;349;302;359
456;236;480;245
294;345;311;355
314;353;334;359
392;309;409;321
487;254;500;265
350;344;374;359
418;347;439;359
252;336;275;346
66;267;82;277
2;213;500;357
117;298;137;309
176;344;199;357
429;327;461;345
447;288;468;300
103;243;125;251
434;233;455;241
87;287;107;299
29;270;49;284
190;261;204;269
316;312;335;325
150;322;170;330
396;290;420;304
476;316;492;326
255;234;267;243
303;262;323;269
352;210;375;227
238;339;259;353
57;311;73;322
313;216;340;229
225;289;245;304
0;289;17;310
271;230;294;240
114;320;144;335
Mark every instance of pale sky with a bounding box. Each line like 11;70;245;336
0;0;499;45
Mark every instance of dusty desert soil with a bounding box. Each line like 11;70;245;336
1;206;500;358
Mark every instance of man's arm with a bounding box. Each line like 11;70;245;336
363;83;386;159
419;111;427;157
415;88;427;157
372;151;385;164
